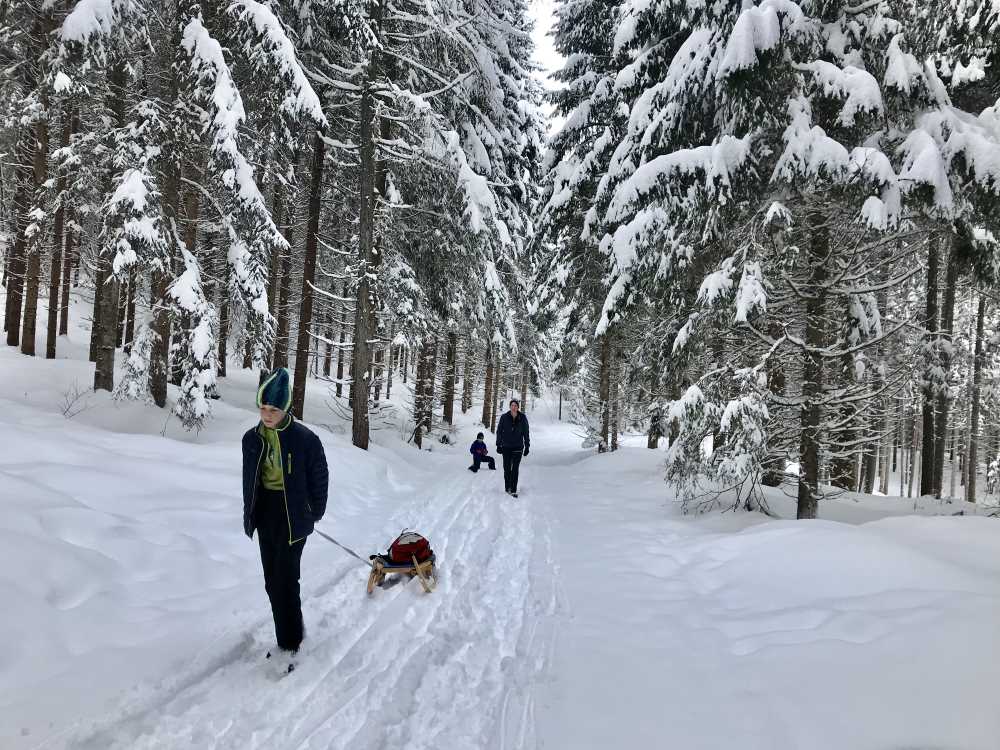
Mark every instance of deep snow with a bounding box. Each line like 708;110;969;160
2;306;1000;749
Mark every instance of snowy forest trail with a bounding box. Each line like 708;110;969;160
56;448;552;750
526;409;1000;750
4;364;1000;750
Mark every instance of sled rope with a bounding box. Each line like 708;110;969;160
314;528;374;568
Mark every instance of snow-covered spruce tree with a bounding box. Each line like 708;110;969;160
536;0;632;451
56;0;323;426
595;0;1000;516
295;0;541;448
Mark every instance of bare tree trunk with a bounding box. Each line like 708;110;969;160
598;333;611;453
443;331;457;425
323;305;333;378
482;347;494;427
291;131;325;420
92;64;128;391
46;112;73;358
610;354;620;451
58;206;75;337
413;337;427;448
966;293;987;503
920;240;939;496
123;271;136;353
426;338;438;430
462;337;473;413
933;244;959;497
271;184;296;370
797;208;828;519
489;356;500;432
4;134;33;346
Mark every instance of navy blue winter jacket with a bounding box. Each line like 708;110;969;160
496;411;530;453
470;440;489;456
242;416;329;543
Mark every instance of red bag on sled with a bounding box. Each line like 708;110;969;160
388;531;432;564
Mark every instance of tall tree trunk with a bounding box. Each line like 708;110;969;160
6;130;35;348
266;173;284;366
290;131;325;420
217;242;230;377
425;338;438;430
122;271;137;354
271;156;298;370
462;337;473;413
58;205;75;337
797;208;828;519
46;112;73;358
489;356;500;432
92;64;128;391
323;306;333;378
598;333;612;453
966;293;987;503
352;64;388;449
933;243;959;497
920;240;939;496
610;354;620;451
335;282;346;398
482;346;494;427
443;331;457;425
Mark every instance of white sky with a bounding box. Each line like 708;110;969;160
528;0;565;134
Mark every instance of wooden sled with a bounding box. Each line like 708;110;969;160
367;553;436;595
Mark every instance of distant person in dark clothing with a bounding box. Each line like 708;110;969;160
496;399;530;497
468;432;496;472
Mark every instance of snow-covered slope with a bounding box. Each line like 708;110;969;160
2;336;999;749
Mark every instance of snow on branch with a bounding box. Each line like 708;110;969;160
798;61;883;127
229;0;327;125
717;0;805;78
606;135;754;222
61;0;137;43
181;15;279;367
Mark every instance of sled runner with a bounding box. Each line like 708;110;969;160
367;532;436;595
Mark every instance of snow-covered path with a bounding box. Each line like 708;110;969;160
56;451;552;750
527;412;1000;749
3;350;1000;750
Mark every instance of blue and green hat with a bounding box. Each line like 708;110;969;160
257;367;292;412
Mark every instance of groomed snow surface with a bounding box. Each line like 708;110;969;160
2;309;1000;749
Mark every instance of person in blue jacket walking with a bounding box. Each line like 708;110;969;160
242;368;328;657
496;399;530;497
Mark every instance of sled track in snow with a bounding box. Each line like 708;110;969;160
56;471;554;750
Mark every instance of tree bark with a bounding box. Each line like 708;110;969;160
481;346;493;427
46;112;73;358
920;240;939;496
290;131;325;420
335;282;346;398
797;208;828;519
966;293;987;503
271;155;298;370
6;130;35;348
598;333;611;453
462;337;473;413
933;242;959;497
443;331;457;425
610;353;620;451
58;205;75;337
92;64;128;392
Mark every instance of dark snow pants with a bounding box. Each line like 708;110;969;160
502;449;523;492
255;488;306;651
471;454;496;471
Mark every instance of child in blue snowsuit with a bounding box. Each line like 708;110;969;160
468;432;496;472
